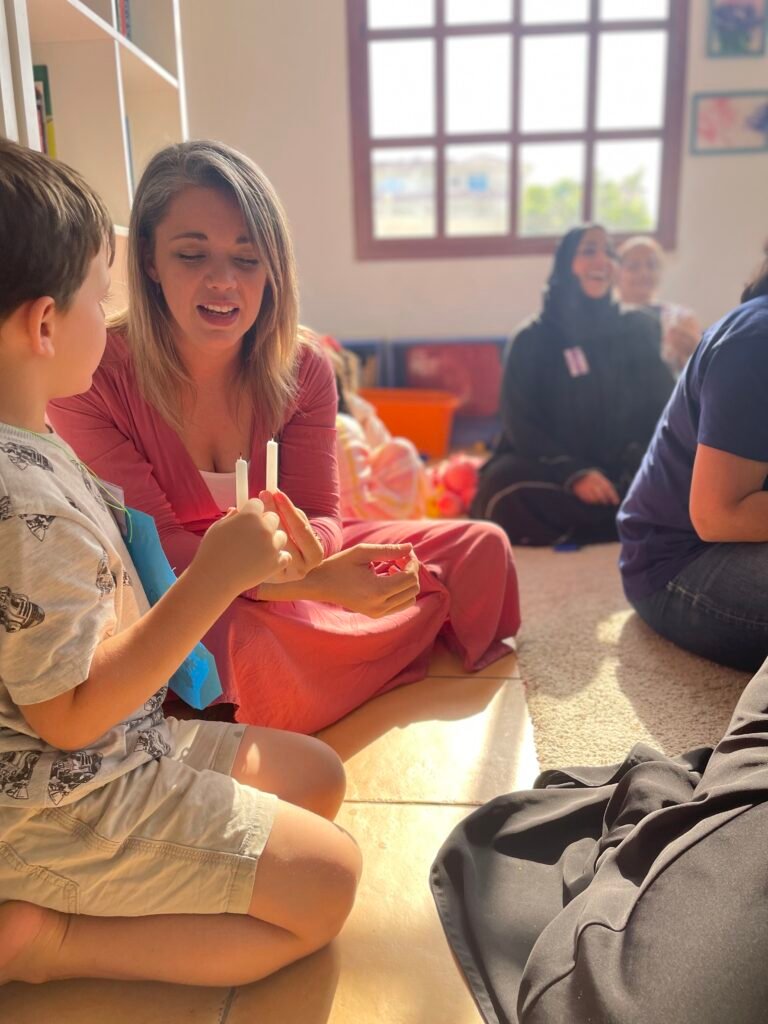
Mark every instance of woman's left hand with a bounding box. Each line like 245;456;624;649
571;470;620;506
257;489;324;582
302;543;420;617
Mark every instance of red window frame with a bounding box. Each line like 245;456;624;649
346;0;689;259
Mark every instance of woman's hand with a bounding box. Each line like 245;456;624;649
571;470;620;506
663;323;699;372
258;489;324;583
304;543;420;618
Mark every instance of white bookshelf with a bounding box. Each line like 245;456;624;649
0;3;19;138
1;0;188;241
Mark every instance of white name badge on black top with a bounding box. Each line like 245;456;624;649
563;346;590;377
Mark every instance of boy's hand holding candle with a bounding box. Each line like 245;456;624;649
199;498;291;597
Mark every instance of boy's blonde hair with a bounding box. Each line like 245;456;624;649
0;138;114;323
113;140;304;434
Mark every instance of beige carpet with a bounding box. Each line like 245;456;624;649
514;543;751;771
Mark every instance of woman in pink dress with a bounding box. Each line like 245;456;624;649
49;141;520;733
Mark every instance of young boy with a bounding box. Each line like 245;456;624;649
0;138;360;988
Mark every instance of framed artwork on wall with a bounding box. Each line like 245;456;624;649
691;91;768;154
707;0;767;57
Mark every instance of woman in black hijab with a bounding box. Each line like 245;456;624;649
472;224;674;545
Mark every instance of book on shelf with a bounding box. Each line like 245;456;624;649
34;79;46;153
114;0;131;39
32;66;56;158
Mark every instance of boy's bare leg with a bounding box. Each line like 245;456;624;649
231;726;346;820
0;800;361;988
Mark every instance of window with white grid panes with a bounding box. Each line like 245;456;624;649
347;0;688;258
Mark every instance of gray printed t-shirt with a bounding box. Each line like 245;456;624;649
0;422;172;809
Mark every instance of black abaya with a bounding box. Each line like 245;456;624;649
473;226;674;546
431;659;768;1023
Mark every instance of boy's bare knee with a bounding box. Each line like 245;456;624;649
274;735;346;819
303;738;347;819
248;802;361;950
305;832;361;947
235;729;347;819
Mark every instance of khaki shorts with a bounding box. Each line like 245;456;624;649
0;718;277;917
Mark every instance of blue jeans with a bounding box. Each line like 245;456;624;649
631;541;768;672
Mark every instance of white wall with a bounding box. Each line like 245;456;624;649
181;0;768;338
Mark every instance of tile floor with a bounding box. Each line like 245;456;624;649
1;642;537;1024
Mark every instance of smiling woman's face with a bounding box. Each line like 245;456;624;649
144;185;268;358
570;227;615;300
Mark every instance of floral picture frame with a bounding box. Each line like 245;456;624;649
707;0;767;57
690;91;768;154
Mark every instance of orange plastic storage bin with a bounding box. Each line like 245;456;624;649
358;387;460;458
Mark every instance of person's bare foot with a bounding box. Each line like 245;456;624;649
0;901;67;984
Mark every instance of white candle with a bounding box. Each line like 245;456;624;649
235;456;249;511
266;438;279;492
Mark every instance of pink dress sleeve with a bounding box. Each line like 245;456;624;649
275;344;343;555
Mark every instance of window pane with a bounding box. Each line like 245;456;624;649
597;32;666;129
521;0;588;23
372;148;436;238
521;36;588;131
519;143;584;236
369;41;435;138
367;0;434;29
446;0;512;24
600;0;668;19
446;144;510;236
446;36;512;134
593;140;661;232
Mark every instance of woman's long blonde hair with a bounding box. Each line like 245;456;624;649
112;140;304;435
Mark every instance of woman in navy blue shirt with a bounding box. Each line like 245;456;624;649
619;247;768;671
